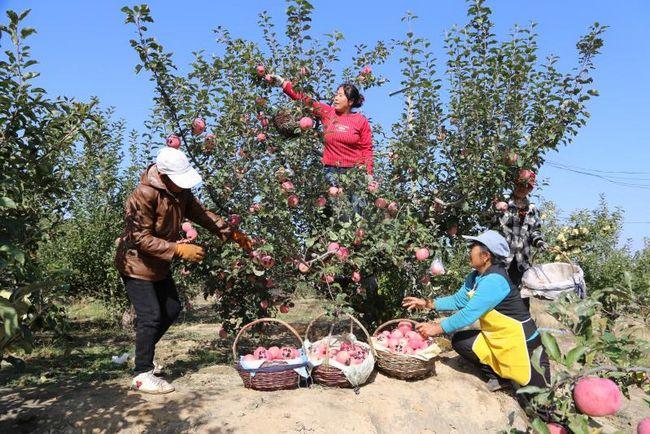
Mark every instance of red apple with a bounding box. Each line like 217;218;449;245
228;214;241;227
367;180;379;192
355;228;365;239
256;65;265;76
546;423;568;434
447;224;458;237
218;328;228;339
281;181;295;192
327;242;340;253
257;133;266;142
191;118;206;135
260;300;269;309
316;196;327;207
328;186;341;198
337;247;350;261
299;117;314;130
323;274;335;284
287;194;299;208
387;201;398;216
362;65;372;74
518;169;535;184
279;305;289;314
495;201;508;212
249;203;261;213
166;134;181;149
375;198;388;209
297;262;310;273
352;271;361;283
300;66;309;76
415;248;430;261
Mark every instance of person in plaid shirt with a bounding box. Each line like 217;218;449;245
492;170;548;309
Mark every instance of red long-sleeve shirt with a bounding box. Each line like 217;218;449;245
282;81;374;174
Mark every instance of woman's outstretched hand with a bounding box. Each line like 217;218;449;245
402;296;433;311
268;74;285;88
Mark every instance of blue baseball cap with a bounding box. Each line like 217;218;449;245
462;230;510;258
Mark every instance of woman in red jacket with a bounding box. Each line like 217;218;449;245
270;75;374;216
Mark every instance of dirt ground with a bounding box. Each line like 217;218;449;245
0;298;647;433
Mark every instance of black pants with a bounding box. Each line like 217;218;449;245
123;274;182;374
451;329;551;388
508;260;530;310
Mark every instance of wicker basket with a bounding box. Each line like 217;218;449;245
233;318;306;391
272;109;300;138
372;318;437;381
305;312;376;388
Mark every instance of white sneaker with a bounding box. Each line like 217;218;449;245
131;371;175;394
153;360;164;376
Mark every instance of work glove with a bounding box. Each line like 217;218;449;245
268;74;286;88
231;230;254;253
175;243;205;263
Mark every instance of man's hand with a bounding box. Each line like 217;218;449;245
402;297;433;311
268;74;286;88
416;321;444;338
231;230;253;252
175;243;205;263
537;241;549;252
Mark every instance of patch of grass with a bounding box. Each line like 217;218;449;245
67;298;112;322
0;313;132;388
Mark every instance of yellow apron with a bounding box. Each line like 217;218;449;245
471;309;532;385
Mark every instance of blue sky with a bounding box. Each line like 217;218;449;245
4;0;649;250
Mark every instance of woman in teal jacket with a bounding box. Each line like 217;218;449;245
403;230;550;392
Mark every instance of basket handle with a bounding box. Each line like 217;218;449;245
231;317;303;361
531;249;579;273
373;318;424;336
305;312;376;357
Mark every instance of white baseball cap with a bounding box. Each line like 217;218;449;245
155;147;202;189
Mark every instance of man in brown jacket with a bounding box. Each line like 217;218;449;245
115;146;251;394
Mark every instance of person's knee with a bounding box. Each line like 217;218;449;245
136;305;162;328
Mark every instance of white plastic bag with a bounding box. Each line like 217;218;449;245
521;262;586;300
304;334;375;387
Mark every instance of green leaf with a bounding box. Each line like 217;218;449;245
531;418;550;434
516;385;546;395
541;332;562;362
0;197;17;209
565;344;587;368
567;415;590;434
531;345;547;379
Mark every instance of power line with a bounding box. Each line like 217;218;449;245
545;161;650;190
546;159;650;176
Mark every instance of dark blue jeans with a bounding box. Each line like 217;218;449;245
323;166;366;219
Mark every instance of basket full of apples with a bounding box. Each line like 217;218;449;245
304;312;376;388
233;318;309;391
371;319;442;381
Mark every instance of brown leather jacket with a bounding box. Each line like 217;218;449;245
115;164;231;281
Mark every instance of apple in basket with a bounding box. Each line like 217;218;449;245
398;321;413;335
335;351;351;366
253;346;267;360
390;329;404;339
243;354;257;362
266;346;281;360
280;346;299;359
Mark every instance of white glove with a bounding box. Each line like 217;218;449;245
268;74;286;88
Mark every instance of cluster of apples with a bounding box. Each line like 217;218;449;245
308;340;369;366
241;346;301;363
375;321;433;355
